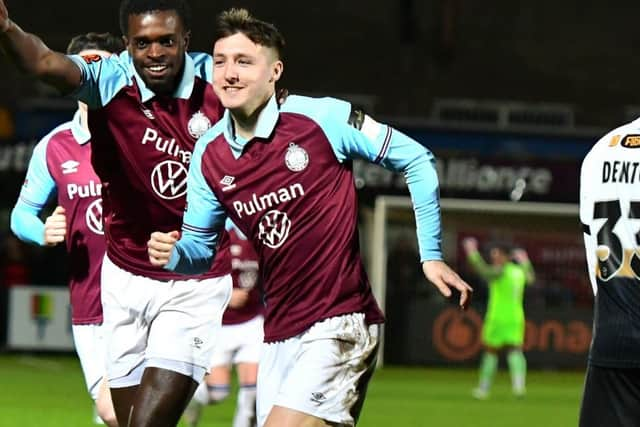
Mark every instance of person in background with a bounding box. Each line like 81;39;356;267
578;118;640;426
10;31;123;427
462;237;534;400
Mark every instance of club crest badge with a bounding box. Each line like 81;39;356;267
285;142;309;172
187;111;212;139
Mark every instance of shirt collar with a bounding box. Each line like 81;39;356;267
222;94;280;158
70;110;91;145
128;52;196;103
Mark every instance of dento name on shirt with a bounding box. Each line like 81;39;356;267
141;127;191;164
602;160;640;184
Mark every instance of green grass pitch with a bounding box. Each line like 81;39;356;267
0;354;584;426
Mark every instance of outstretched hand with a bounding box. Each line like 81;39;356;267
422;260;473;309
0;0;9;33
148;230;180;267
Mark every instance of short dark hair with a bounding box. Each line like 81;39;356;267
67;32;125;55
119;0;192;35
487;241;512;255
215;8;285;60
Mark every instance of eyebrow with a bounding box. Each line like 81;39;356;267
132;34;176;42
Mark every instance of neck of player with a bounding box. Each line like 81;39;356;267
230;95;271;140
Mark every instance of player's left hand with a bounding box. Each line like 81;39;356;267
512;248;529;264
148;230;180;267
422;260;473;309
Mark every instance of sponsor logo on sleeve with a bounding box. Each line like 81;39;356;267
81;54;102;64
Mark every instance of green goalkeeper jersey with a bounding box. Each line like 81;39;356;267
468;251;532;323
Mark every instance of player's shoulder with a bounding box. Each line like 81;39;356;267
193;119;226;155
281;95;351;124
594;119;640;150
37;120;76;149
72;51;130;75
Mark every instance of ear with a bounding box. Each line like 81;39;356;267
184;30;191;50
270;60;284;83
122;35;130;52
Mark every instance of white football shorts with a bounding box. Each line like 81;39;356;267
256;312;380;427
72;323;106;400
101;255;232;387
210;314;264;367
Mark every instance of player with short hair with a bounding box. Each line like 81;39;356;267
578;122;640;426
0;1;232;425
10;32;123;427
462;238;533;400
184;220;263;427
148;8;472;427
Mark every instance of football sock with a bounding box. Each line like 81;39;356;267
477;352;498;391
233;384;257;427
507;349;527;393
192;382;209;405
208;384;231;403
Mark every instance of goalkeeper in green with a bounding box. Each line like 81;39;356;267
462;237;534;399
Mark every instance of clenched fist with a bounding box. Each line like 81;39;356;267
148;230;180;267
44;206;66;246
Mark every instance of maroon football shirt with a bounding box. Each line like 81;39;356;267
200;112;385;341
77;52;231;279
46;126;105;324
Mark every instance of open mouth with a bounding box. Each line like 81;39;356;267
145;64;169;77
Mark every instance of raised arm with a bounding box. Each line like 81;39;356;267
512;248;535;285
0;1;81;94
462;237;503;281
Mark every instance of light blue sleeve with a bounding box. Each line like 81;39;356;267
10;138;57;246
69;54;131;109
166;136;228;274
290;97;442;261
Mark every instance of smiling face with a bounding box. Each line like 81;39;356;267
125;10;189;96
212;32;283;119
